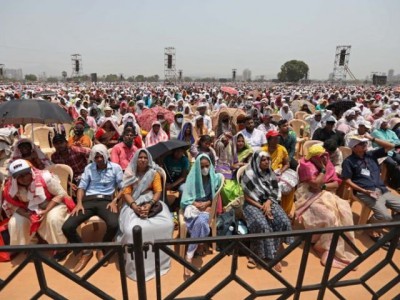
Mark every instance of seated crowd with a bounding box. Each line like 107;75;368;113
1;86;400;282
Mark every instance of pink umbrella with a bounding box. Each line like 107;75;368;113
136;106;175;131
221;86;238;95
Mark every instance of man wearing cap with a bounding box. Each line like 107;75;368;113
342;135;400;245
345;121;373;149
384;101;400;118
240;116;267;152
196;103;212;132
305;109;334;137
2;159;73;259
51;134;90;191
62;144;123;273
97;106;118;126
312;116;345;147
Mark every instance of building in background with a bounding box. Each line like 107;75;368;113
242;68;252;81
4;68;23;80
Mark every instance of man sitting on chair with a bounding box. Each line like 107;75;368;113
62;144;123;273
51;134;90;192
342;135;400;248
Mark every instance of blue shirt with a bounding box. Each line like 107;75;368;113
341;147;388;193
78;161;123;196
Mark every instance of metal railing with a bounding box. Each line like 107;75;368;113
0;242;129;299
136;221;400;300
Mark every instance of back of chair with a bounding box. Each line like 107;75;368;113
295;111;309;120
270;114;282;123
236;165;247;183
209;173;225;225
45;164;73;195
289;119;307;138
33;127;54;149
24;123;46;138
339;146;352;160
302;140;323;158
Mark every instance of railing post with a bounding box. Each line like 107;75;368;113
133;225;147;300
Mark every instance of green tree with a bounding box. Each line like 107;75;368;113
61;71;67;80
47;77;58;83
127;76;135;82
135;75;145;82
277;60;309;82
25;74;37;81
183;76;193;82
104;74;119;82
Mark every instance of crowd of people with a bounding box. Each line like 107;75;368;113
0;82;400;279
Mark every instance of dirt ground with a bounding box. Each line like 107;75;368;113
1;201;399;299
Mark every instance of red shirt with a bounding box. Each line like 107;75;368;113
110;142;138;170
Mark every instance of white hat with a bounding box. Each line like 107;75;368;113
348;136;369;148
197;103;207;109
9;159;31;178
357;120;372;129
104;106;113;111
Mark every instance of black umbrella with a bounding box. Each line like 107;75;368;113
147;139;190;160
326;100;356;117
0;99;72;125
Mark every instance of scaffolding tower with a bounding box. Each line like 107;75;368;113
164;47;176;82
332;46;356;81
71;54;82;77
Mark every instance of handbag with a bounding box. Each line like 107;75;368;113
134;201;163;218
278;169;299;195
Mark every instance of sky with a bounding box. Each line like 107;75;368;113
1;0;399;80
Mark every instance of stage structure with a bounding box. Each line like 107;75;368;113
71;54;82;77
232;69;236;81
164;47;176;82
178;70;183;81
0;64;4;78
332;46;356;81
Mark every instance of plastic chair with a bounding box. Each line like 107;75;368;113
270;114;282;123
236;165;247;183
45;164;73;195
33;127;55;158
24;123;46;138
302;140;323;158
179;173;225;258
339;146;352;160
289;119;308;157
294;111;309;121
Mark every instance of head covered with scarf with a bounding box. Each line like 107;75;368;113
89;143;110;163
177;121;195;144
232;132;253;164
11;138;51;169
122;148;161;205
180;153;221;209
241;150;280;204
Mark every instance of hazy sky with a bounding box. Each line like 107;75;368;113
1;0;399;79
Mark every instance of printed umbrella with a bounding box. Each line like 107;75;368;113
221;86;238;95
0;99;72;125
147;139;190;160
136;106;175;131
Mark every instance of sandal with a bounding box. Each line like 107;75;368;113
184;256;193;278
247;258;257;269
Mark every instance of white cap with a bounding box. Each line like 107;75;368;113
348;136;369;148
9;159;31;178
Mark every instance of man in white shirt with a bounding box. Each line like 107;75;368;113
305;109;334;137
240;116;267;151
257;113;277;134
384;101;400;118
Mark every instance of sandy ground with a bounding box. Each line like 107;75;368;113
1;201;399;299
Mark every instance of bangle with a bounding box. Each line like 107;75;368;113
321;184;326;190
129;202;135;208
372;137;376;142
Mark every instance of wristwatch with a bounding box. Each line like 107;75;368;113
321;184;327;190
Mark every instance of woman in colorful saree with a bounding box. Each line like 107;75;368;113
295;144;356;269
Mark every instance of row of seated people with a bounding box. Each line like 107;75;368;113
2;128;400;280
